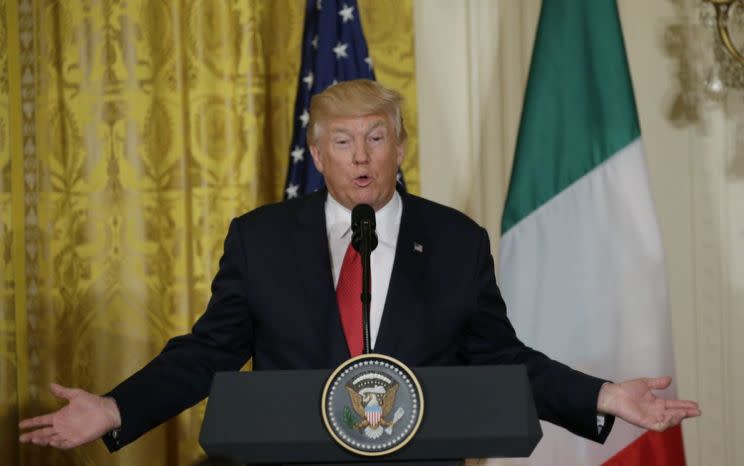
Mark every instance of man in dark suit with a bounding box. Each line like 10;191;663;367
19;80;700;452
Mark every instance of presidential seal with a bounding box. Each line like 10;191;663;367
321;354;424;456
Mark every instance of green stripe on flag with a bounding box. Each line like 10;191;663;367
501;0;641;234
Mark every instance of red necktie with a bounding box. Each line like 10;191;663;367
336;242;364;357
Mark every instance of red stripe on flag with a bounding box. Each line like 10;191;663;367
603;426;686;466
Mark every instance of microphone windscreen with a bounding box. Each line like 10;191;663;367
351;204;376;231
351;204;378;253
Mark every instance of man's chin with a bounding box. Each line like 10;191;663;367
353;192;396;211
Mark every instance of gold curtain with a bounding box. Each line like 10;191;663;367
0;0;418;465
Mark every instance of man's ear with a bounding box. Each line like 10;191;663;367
309;144;324;174
395;140;406;167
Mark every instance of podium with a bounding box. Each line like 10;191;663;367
200;365;542;465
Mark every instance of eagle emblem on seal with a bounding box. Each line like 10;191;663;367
344;371;405;439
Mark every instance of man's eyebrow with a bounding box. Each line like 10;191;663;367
329;128;352;136
366;120;386;132
328;119;386;135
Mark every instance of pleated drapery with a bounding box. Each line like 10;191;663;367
0;1;418;465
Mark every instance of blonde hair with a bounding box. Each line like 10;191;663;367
307;79;407;145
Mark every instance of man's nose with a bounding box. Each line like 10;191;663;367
352;142;371;164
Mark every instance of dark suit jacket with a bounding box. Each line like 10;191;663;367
103;189;613;452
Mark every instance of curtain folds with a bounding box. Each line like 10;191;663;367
0;1;417;465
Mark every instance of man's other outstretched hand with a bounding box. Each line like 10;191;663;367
19;383;121;449
597;376;701;432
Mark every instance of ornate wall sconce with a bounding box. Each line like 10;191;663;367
703;0;744;65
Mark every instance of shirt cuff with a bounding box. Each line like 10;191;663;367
101;427;123;452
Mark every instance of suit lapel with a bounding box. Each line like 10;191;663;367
374;194;427;359
293;191;350;365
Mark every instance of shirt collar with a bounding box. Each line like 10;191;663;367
324;191;402;247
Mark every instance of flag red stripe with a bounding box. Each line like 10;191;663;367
603;426;685;466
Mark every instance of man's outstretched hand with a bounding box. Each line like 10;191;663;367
19;383;121;449
597;376;701;432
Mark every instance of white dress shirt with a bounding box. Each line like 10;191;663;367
325;192;402;349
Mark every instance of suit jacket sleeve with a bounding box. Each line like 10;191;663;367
462;227;614;443
103;218;254;451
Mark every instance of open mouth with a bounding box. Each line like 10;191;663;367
355;175;372;187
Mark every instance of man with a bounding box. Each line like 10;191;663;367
19;80;700;453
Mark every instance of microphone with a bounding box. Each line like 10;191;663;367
350;204;377;354
351;204;378;253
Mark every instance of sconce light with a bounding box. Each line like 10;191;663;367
703;0;744;65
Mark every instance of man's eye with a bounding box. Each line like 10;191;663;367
335;139;349;145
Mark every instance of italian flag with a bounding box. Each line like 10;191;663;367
497;1;685;465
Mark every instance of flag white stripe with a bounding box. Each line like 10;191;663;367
496;139;676;465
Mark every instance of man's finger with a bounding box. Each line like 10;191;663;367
35;434;63;448
19;426;56;443
662;404;701;419
664;399;699;410
22;430;54;444
651;411;680;432
676;407;701;418
687;408;702;417
50;383;77;400
30;434;54;446
672;412;687;426
662;408;691;425
34;426;58;438
48;436;71;450
645;376;672;390
49;439;64;449
19;414;54;430
667;410;688;428
650;420;668;432
646;408;688;432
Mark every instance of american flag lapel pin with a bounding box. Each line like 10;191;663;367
413;242;423;253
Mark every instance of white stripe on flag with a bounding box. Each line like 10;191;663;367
496;139;677;465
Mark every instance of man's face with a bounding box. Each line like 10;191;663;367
310;114;404;211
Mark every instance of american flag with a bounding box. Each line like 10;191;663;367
283;0;404;199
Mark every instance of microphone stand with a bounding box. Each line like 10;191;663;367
351;204;377;355
359;219;373;354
